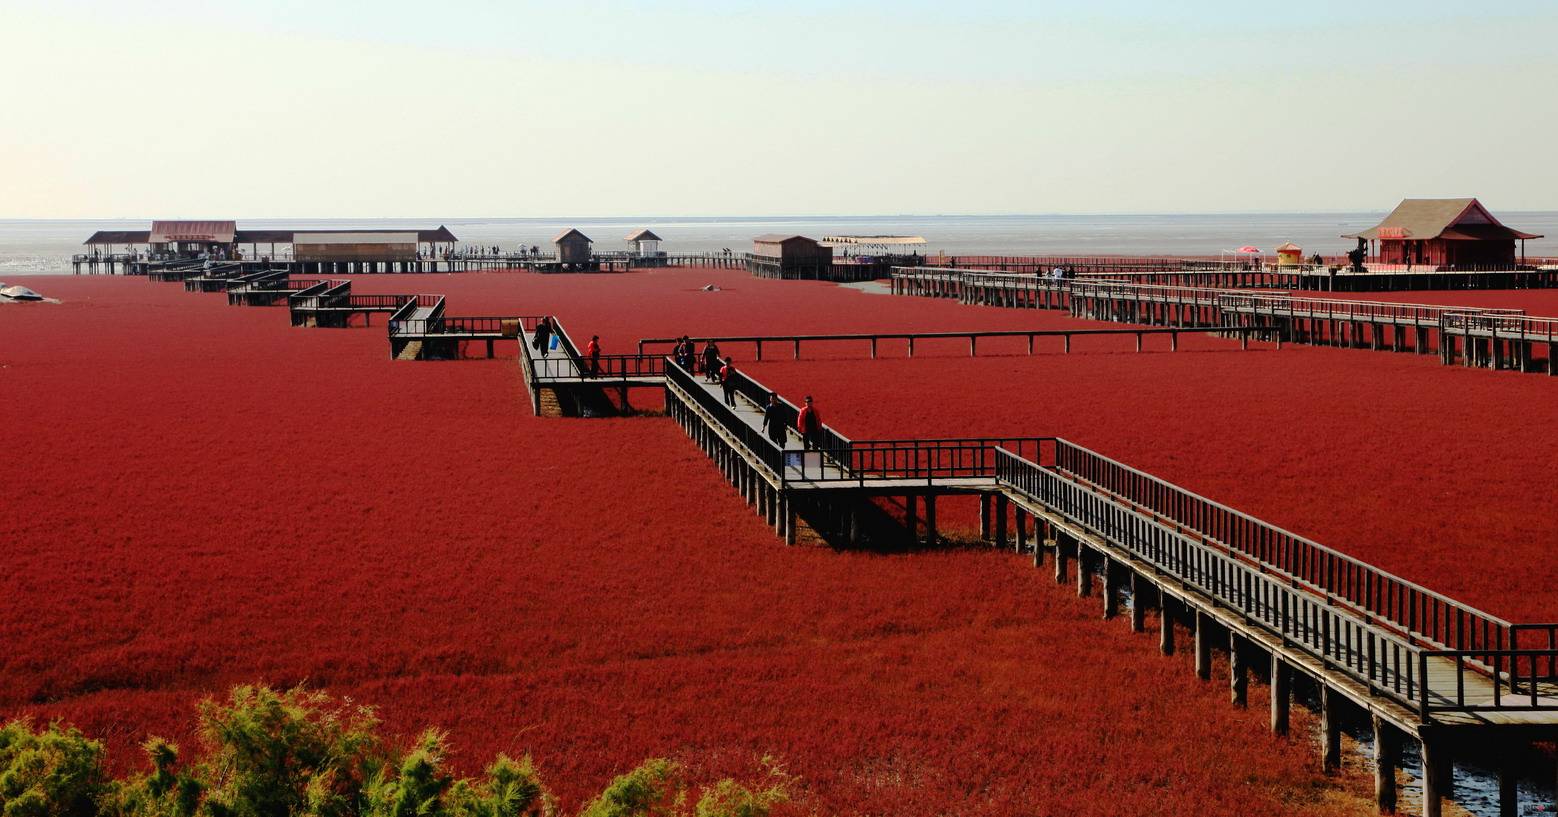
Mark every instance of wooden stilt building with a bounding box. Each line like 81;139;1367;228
1346;198;1543;271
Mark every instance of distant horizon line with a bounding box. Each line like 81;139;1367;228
8;207;1558;223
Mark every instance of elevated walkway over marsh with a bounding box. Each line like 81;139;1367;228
144;264;1558;817
893;268;1558;376
653;352;1558;816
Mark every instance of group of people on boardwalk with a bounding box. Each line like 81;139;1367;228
669;335;824;449
762;393;822;450
671;336;727;384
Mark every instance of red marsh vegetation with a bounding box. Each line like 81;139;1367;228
3;269;1528;816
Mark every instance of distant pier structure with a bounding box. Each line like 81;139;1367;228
553;228;594;270
745;234;834;280
745;234;929;282
623;228;670;267
76;220;463;275
1346;198;1543;272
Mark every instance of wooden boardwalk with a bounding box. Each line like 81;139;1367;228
894;268;1558;377
141;264;1558;816
649;351;1558;817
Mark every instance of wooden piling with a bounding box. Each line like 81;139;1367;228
994;494;1009;549
1128;571;1145;633
1194;612;1211;680
1321;685;1342;773
1159;592;1175;656
1229;633;1247;706
1101;557;1118;618
1420;736;1447;817
1496;763;1516;817
1373;715;1397;814
1270;655;1290;736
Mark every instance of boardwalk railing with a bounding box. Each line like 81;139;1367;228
1049;440;1530;658
512;316;551;414
1218;293;1525;326
288;281;350;318
796;437;1056;485
996;447;1437;711
228;276;329;306
666;359;789;474
1422;649;1558;712
1441;312;1558;342
340;294;420;311
531;354;666;381
638;326;1275;361
999;447;1558;715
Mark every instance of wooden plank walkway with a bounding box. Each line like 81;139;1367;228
137;259;1558;815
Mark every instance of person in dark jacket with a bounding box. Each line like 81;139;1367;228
700;340;722;383
533;316;552;358
674;336;693;370
719;356;737;407
761;392;788;447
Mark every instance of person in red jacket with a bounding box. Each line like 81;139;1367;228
586;334;601;377
796;395;822;448
718;356;738;407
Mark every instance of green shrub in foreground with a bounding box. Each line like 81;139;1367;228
1;687;786;817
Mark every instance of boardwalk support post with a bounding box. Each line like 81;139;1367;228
1194;612;1211;680
994;494;1009;549
1159;592;1175;656
1075;543;1091;597
1270;655;1290;736
1321;686;1342;773
1496;762;1517;817
979;494;992;542
1372;715;1397;815
1229;633;1247;706
1129;571;1145;633
1421;736;1447;817
1054;536;1069;585
1101;557;1118;619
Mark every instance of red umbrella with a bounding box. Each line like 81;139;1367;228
1238;245;1261;253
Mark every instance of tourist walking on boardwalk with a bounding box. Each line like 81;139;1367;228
673;336;692;370
533;317;553;358
719;356;737;406
796;395;822;449
762;392;787;446
587;334;601;377
701;340;722;383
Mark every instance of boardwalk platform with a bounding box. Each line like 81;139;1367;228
898;258;1558;291
388;310;523;360
654;354;1558;817
893;268;1558;377
287;281;429;328
136;261;1558;815
516;321;665;416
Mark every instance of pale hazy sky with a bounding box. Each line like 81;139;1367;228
4;0;1557;218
